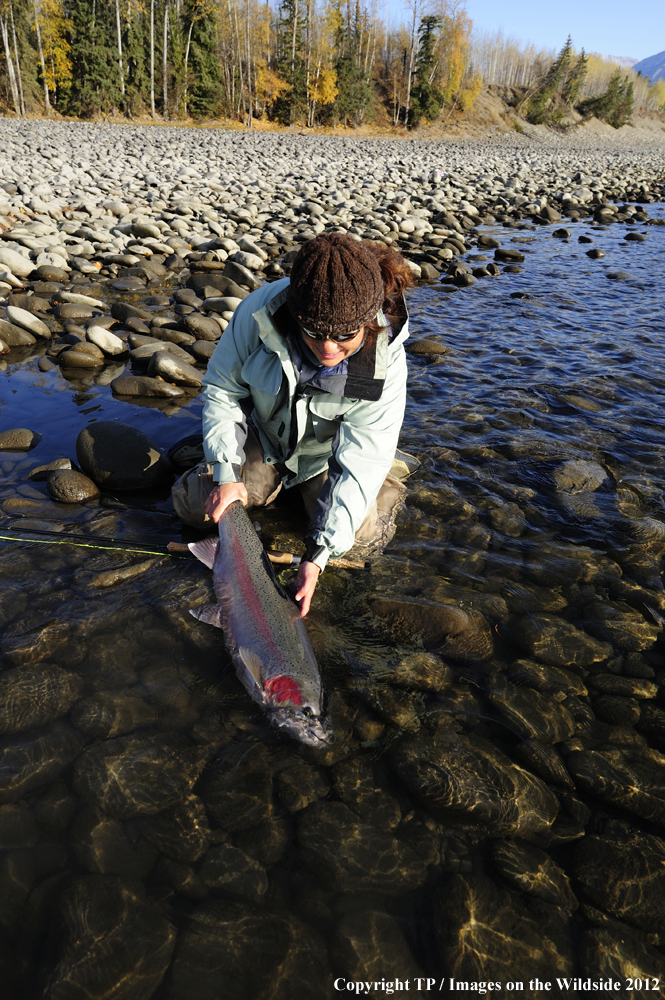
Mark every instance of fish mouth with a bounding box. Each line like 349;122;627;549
270;708;334;747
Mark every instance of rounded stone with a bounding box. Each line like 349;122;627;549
0;427;41;451
76;420;174;490
110;375;185;398
46;469;100;503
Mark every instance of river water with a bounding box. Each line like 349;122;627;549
0;209;664;998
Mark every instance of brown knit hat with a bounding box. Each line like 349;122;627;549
287;233;385;337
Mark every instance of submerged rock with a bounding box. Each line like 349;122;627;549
167;902;332;1000
44;875;176;1000
567;745;665;826
579;926;665;986
110;375;185;398
516;614;612;667
198;842;268;904
199;743;274;833
486;674;575;744
76;420;174;490
138;794;211;863
297;800;427;894
0;664;83;735
492;840;577;910
71;690;158;739
333;911;426;990
575;830;665;933
73;733;207;819
434;874;572;985
391;727;558;837
71;806;157;878
369;598;494;661
0;723;88;804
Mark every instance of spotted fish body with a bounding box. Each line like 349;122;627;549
189;501;331;747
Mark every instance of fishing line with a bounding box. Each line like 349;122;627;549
0;526;188;558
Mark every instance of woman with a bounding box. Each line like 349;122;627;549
172;232;415;616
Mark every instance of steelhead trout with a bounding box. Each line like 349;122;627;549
188;501;332;747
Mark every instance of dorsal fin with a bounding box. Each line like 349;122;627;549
188;536;219;570
239;647;264;690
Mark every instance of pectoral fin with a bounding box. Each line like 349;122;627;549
188;537;219;570
189;603;224;627
239;647;264;690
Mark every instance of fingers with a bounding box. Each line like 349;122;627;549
294;560;321;617
204;483;249;523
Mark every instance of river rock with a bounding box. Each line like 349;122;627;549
0;248;34;277
110;376;184;398
6;305;50;338
434;874;573;984
71;690;158;739
491;840;577;909
516;614;612;667
575;830;665;932
223;260;261;290
0;664;83;735
507;659;587;697
579;926;665;986
76;420;174;490
333;911;426;990
198;842;268;904
199;743;274;832
0;319;35;346
0;722;88;804
382;651;452;692
130;341;193;363
407;338;448;356
72;805;157;877
391;727;558;837
486;674;575;743
86;325;126;355
138;794;211;863
566;745;665;826
297;800;427;894
111;301;153;323
554;459;607;492
189;340;215;362
44;875;176;1000
0;428;41;451
495;247;526;263
73;733;207;819
186;273;248;297
46;469;100;503
275;762;329;814
59;349;104;368
369;597;493;661
167;902;332;1000
147;351;203;386
182;313;222;340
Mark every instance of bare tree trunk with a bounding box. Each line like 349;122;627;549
115;0;125;96
403;1;418;126
290;0;298;74
150;0;156;116
245;0;252;126
10;6;25;116
162;0;168;117
32;0;50;111
0;16;21;115
183;18;194;116
230;0;246;123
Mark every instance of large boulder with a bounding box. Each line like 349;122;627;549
76;420;174;490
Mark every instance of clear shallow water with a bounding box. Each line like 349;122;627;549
0;211;665;998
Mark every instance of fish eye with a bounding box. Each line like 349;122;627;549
302;706;313;718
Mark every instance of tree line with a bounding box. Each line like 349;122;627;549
0;0;482;125
0;0;663;128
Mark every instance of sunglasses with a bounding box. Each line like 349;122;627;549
301;325;362;344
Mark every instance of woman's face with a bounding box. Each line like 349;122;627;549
301;326;366;367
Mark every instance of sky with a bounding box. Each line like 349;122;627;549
386;0;663;63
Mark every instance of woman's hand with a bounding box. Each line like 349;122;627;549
204;482;249;523
294;560;321;617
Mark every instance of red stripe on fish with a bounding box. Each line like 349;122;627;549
265;675;303;706
231;534;283;660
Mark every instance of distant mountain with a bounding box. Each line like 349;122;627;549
633;50;665;82
593;53;639;69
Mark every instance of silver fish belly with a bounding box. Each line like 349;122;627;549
188;501;332;747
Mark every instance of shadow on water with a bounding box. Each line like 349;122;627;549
0;211;665;998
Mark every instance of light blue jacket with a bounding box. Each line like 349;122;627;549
202;277;409;569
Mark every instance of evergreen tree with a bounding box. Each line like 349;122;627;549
123;7;150;116
408;15;444;127
67;0;121;115
562;47;587;105
526;34;573;124
332;0;372;126
578;68;634;127
187;7;221;117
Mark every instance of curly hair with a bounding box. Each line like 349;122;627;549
362;241;416;346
